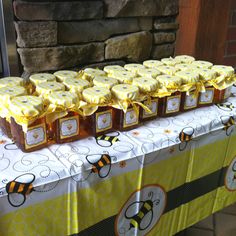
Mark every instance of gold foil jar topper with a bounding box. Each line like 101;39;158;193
175;70;200;84
192;60;213;69
124;64;145;73
156;75;182;88
156;65;178;75
93;76;118;90
174;55;195;64
63;78;90;94
112;84;139;101
82;86;111;104
109;70;136;83
143;60;163;68
0;86;26;101
161;57;177;66
54;70;78;82
137;68;161;79
36;82;65;96
132;77;158;93
195;68;217;81
212;65;235;77
0;77;24;88
83;68;106;80
103;65;125;74
29;73;56;86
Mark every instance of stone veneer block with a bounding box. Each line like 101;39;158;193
154;32;176;44
13;1;103;21
58;18;152;44
154;22;179;30
17;43;104;73
15;21;57;47
104;0;178;17
152;44;175;59
105;31;152;62
81;60;126;70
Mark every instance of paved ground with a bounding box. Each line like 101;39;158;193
175;203;236;236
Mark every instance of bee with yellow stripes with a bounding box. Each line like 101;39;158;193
96;132;120;147
178;127;194;151
217;102;235;112
221;116;235;136
121;191;160;233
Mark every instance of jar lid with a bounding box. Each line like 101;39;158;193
161;58;177;66
0;77;24;88
195;68;217;81
29;73;56;85
54;70;78;82
143;60;163;68
156;65;178;75
109;70;135;83
156;75;182;88
132;77;158;93
9;95;43;117
175;63;200;71
36;82;65;95
112;84;139;101
124;63;145;73
174;55;195;64
137;68;161;79
63;78;90;93
103;65;125;74
93;76;118;90
212;65;235;77
175;70;200;84
83;68;106;80
82;86;111;104
0;86;26;101
47;91;78;108
192;60;213;69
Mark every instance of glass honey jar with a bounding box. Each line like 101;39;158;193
175;70;200;111
111;84;140;131
29;73;56;94
9;96;47;152
136;67;161;79
82;68;107;81
82;86;113;136
211;65;235;103
53;70;78;82
132;77;159;122
93;76;118;90
195;68;217;107
143;60;163;68
0;86;26;138
46;91;83;143
156;65;179;76
174;55;195;64
192;60;213;69
156;75;182;117
0;77;24;88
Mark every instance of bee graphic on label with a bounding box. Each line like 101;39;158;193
178;127;194;151
217;102;235;112
70;152;117;182
115;185;166;236
221;116;235;136
96;131;120;147
4;142;18;150
225;157;236;191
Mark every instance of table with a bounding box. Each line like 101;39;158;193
1;88;236;236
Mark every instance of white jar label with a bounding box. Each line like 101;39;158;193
199;88;214;104
60;116;79;139
25;124;47;149
124;108;139;127
96;110;112;133
184;93;198;109
142;99;158;118
224;86;232;99
166;95;181;113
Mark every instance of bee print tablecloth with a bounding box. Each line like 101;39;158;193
1;88;236;236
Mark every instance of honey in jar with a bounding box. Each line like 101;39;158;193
0;86;26;138
195;68;217;107
174;55;195;64
132;77;159;121
111;84;140;131
82;86;113;136
53;70;78;82
93;76;118;90
29;73;56;93
82;68;106;81
175;70;200;111
156;75;182;117
143;60;163;68
47;91;82;143
9;96;47;152
0;77;24;88
211;65;235;103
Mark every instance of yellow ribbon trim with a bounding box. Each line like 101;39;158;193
207;74;236;90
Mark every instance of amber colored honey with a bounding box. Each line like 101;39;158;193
10;117;47;152
0;118;12;138
213;87;232;104
158;91;182;117
113;106;140;131
139;98;159;122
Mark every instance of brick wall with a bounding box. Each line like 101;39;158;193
13;0;179;75
224;1;236;68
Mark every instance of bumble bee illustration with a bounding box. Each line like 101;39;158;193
4;142;18;150
217;102;235;112
221;116;235;136
232;162;236;181
178;127;194;151
96;132;120;147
